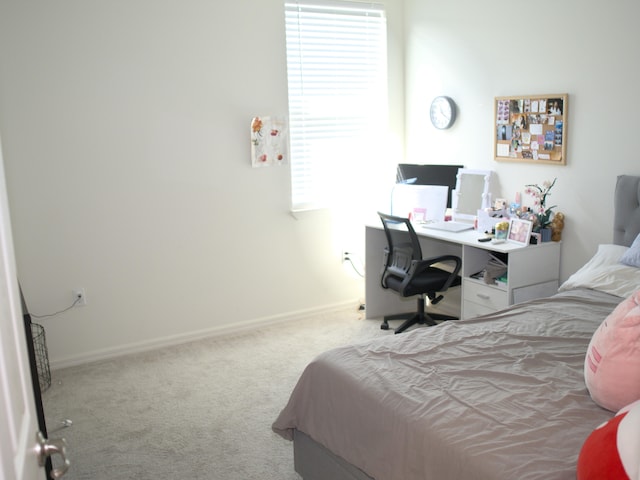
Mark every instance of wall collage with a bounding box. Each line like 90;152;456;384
494;94;567;165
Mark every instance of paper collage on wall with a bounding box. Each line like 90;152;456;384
251;116;288;167
494;94;567;165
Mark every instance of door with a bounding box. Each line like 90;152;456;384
0;136;68;478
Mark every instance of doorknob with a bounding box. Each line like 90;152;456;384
35;431;70;479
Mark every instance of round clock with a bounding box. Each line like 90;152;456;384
430;96;456;129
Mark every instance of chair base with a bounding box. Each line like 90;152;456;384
380;296;457;334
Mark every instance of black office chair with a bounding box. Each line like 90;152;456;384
378;212;462;334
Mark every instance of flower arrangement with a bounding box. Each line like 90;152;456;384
524;178;557;231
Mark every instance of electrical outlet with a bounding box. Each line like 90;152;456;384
342;250;350;263
73;288;87;306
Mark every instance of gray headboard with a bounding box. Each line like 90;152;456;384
613;175;640;246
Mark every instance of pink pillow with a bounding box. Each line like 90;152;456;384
584;290;640;412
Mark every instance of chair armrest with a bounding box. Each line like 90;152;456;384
411;254;461;275
407;255;461;291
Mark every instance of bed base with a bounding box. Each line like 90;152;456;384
293;429;373;480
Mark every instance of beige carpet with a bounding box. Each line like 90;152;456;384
42;305;385;480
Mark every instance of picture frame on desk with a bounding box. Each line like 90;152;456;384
508;218;533;246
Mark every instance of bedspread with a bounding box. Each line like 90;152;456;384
272;289;618;480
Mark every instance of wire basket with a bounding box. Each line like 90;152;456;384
31;323;51;392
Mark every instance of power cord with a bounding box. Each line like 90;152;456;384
343;251;365;278
30;297;82;319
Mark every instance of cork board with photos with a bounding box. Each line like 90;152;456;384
494;94;567;165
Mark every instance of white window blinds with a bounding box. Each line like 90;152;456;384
285;1;388;211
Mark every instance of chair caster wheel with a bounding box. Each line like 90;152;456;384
380;323;389;330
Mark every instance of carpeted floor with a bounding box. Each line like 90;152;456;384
42;306;384;480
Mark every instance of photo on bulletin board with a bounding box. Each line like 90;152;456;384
494;94;567;165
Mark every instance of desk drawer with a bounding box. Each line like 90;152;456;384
463;279;509;311
463;300;497;319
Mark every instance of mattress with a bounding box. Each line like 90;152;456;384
273;289;617;480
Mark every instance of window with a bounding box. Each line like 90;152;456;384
285;1;388;211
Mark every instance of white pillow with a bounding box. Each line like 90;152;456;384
559;244;640;298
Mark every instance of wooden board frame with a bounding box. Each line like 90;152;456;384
494;94;567;165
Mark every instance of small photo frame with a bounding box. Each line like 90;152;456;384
508;218;533;246
412;207;427;223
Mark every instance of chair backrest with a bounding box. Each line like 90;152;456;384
378;212;422;285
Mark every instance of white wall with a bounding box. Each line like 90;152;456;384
3;0;639;367
0;0;405;367
403;0;640;282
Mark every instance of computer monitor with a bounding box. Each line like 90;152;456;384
390;184;448;221
396;164;463;208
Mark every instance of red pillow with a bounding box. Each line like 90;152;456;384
584;290;640;411
577;399;640;480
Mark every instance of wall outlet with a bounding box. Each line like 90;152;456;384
342;250;350;263
73;288;87;306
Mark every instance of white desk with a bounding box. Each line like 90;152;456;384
365;224;561;320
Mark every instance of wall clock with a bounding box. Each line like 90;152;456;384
430;96;456;129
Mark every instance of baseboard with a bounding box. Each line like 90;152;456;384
49;299;361;370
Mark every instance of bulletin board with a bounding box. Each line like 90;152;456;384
494;94;567;165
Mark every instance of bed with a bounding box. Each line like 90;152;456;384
273;175;640;480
